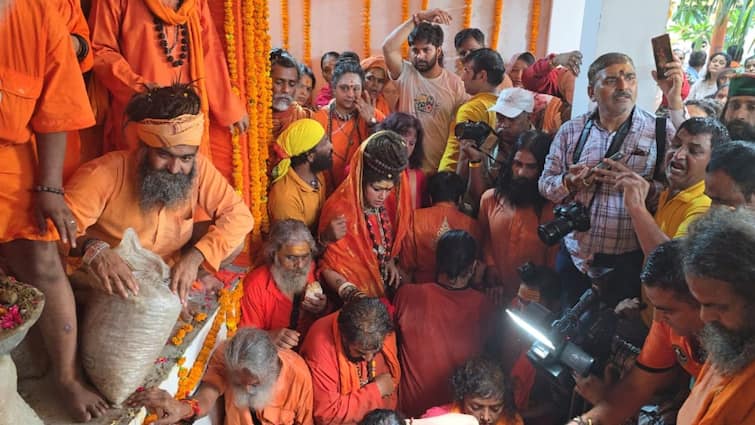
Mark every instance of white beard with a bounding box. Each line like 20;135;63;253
231;380;276;411
270;262;308;296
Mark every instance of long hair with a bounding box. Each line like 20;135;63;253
493;130;552;212
703;52;732;82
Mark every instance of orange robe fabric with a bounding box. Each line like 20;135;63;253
299;312;401;425
400;202;480;283
239;263;320;340
676;360;755;425
64;150;253;271
478;189;557;298
313;107;385;189
318;142;412;298
273;104;313;142
202;343;315;425
0;0;95;243
89;0;245;155
394;283;494;418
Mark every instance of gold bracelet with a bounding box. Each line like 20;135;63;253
468;160;482;169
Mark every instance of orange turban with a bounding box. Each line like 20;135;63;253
128;113;205;149
360;56;389;75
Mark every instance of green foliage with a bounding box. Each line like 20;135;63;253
669;0;754;52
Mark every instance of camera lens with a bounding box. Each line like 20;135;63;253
538;218;574;246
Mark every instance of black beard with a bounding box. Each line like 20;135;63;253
137;157;196;211
701;320;755;376
726;121;755;141
413;55;437;73
507;177;544;208
310;152;333;174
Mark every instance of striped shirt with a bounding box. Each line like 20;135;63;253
538;108;675;272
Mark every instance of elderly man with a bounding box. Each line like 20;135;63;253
270;49;312;141
705;140;755;208
539;52;676;307
240;219;327;350
569;240;705;425
675;208;755;424
64;84;253;303
126;327;314;425
300;298;401;425
721;73;754;141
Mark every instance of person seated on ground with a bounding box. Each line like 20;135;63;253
315;51;340;109
240;219;327;350
506;52;535;88
687;52;731;101
521;50;581;105
361;56;392;117
359;409;406;425
453;28;513;88
478;131;557;302
319;131;411;301
271;49;312;141
705;140;755;209
721;73;755;141
423;357;523;425
683;99;722;118
675;208;755;424
300;298;401;425
64;83;254;304
313;58;386;188
376;112;429;209
440;48;505;173
127;327;314;425
568;240;705;425
400;172;479;283
395;230;494;417
295;63;317;112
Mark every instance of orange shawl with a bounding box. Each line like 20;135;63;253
318;140;412;298
143;0;211;157
331;311;401;395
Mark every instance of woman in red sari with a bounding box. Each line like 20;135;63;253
319;130;411;302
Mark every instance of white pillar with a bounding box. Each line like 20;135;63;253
570;0;671;116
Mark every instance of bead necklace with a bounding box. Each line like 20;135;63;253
355;359;377;386
363;207;393;282
327;105;363;163
153;16;189;67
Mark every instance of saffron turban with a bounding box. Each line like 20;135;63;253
128;113;205;148
271;119;326;183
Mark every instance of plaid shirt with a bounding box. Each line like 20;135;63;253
538;107;675;272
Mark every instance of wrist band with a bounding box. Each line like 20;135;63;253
181;398;200;420
571;417;593;425
72;33;89;62
468;160;482;168
83;240;109;266
31;185;64;195
337;282;359;301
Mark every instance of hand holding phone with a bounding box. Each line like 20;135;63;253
592;151;625;172
651;34;673;80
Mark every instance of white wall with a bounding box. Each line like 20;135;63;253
547;0;585;55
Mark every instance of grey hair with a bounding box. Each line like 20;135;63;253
224;328;281;378
683;208;755;302
587;52;634;87
263;219;317;264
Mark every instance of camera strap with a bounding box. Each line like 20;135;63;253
572;107;635;165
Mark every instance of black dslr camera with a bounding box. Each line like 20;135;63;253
537;202;591;246
454;120;494;147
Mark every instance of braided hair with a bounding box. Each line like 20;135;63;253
362;130;409;185
125;82;201;122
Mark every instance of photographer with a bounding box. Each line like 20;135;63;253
568;240;705;425
539;52;675;307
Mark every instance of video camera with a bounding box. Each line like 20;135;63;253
537;202;591;246
454;120;494;148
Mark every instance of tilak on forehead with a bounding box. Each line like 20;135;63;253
126;113;205;148
279;241;312;257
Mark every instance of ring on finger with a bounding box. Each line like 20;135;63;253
582;178;590;186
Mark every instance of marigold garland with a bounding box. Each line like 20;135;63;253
421;0;429;10
528;0;541;54
490;0;504;50
281;0;289;51
463;0;473;28
400;0;409;58
362;0;371;59
303;0;312;66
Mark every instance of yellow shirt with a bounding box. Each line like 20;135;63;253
438;92;498;173
268;170;327;232
654;179;711;238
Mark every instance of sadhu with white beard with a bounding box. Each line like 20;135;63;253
127;327;314;425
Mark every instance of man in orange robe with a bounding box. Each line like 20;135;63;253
674;209;755;425
240;219;327;350
396;230;493;417
270;49;312;143
0;0;107;421
64;84;253;303
300;298;401;425
400;172;480;283
126;328;314;425
89;0;248;157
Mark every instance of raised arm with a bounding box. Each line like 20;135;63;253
381;9;452;79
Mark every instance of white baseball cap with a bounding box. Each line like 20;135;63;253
489;88;535;118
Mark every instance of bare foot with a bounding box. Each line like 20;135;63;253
58;379;109;422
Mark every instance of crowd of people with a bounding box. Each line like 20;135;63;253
2;1;755;425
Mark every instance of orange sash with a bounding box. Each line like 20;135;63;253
331;311;401;395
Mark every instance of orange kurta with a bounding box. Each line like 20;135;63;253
299;312;400;425
267;171;327;233
400;202;480;283
203;344;314;425
89;0;245;154
64;150;253;271
313;107;385;189
676;360;755;425
395;283;493;418
317;142;412;298
478;189;557;298
0;0;95;243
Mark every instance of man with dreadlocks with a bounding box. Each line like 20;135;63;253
64;83;253;304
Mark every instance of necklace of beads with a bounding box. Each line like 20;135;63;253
153;16;189;67
363;207;393;282
355;359;377;386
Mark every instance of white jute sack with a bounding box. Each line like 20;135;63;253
0;355;44;425
79;228;182;405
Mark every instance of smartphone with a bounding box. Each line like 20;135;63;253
593;151;625;171
651;34;673;79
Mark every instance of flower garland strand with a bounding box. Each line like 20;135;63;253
463;0;472;28
257;0;272;240
528;0;541;54
303;0;312;66
421;0;429;10
281;0;289;51
362;0;371;59
400;0;409;58
223;0;244;195
490;0;504;51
